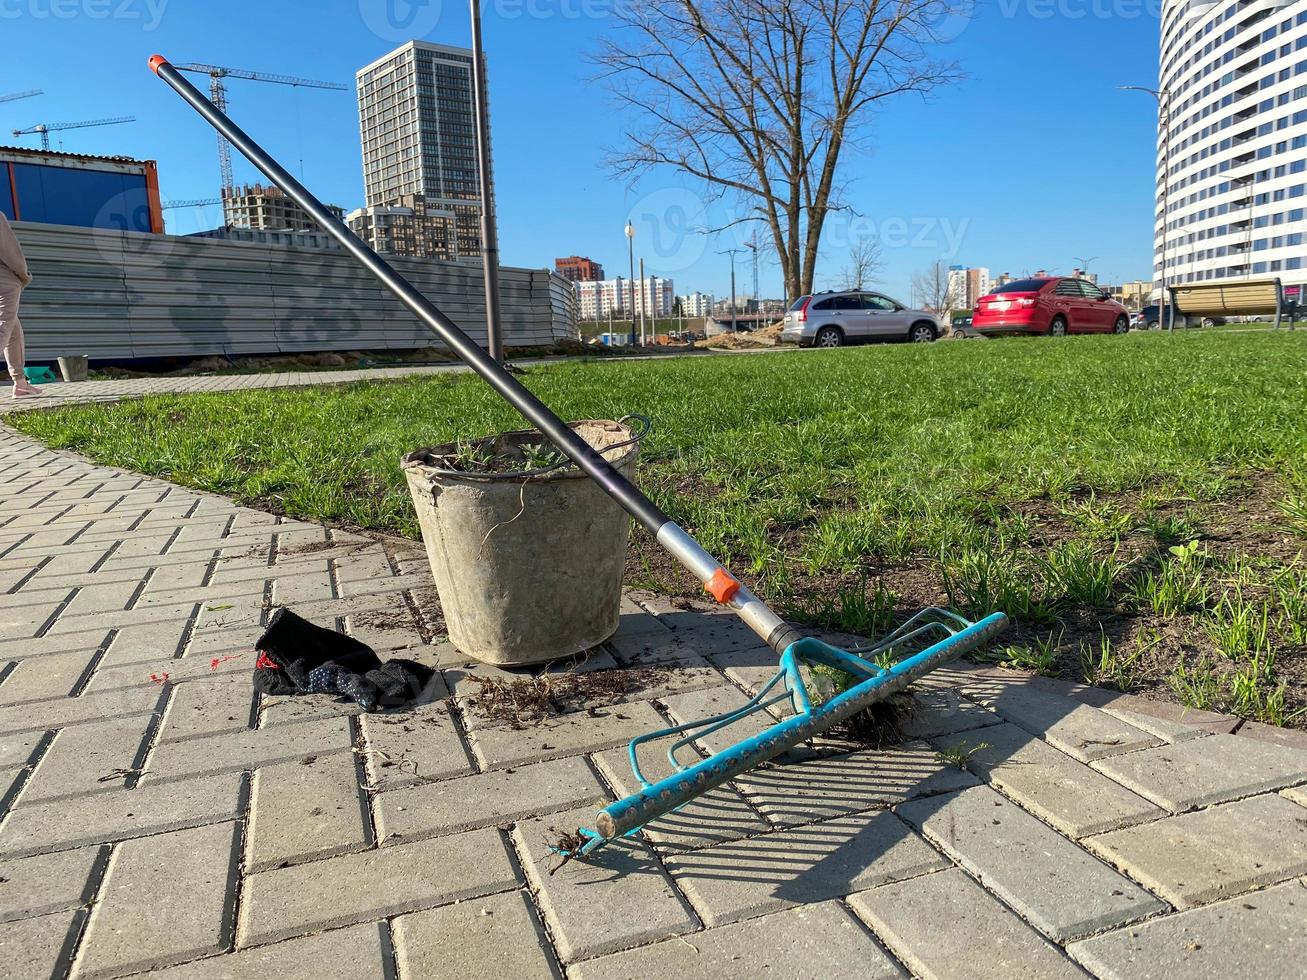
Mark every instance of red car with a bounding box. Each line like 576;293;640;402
972;277;1131;336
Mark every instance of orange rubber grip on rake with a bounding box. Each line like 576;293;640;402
705;568;740;604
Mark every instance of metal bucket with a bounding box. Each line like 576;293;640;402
402;419;641;666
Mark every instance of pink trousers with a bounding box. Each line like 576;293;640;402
0;273;24;384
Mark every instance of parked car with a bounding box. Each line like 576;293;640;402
972;277;1132;336
781;291;942;347
951;312;974;330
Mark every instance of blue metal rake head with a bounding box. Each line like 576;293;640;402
565;607;1009;858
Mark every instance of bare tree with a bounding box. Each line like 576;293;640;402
597;0;960;299
911;259;959;315
837;238;885;290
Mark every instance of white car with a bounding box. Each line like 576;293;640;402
781;291;943;348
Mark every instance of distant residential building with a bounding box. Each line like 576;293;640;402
1106;280;1150;309
357;40;487;259
555;256;605;282
346;195;458;260
189;227;343;250
947;265;990;308
576;276;675;319
1071;269;1099;285
678;292;714;317
222;183;343;232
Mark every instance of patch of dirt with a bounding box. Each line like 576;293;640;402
696;322;787;350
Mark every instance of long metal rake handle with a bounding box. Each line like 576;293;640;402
148;55;804;655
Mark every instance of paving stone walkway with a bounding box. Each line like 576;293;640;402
1;375;1306;978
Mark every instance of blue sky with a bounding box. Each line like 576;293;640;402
1;0;1162;299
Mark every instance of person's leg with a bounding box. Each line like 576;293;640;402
0;278;32;393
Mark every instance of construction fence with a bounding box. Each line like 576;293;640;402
12;221;579;361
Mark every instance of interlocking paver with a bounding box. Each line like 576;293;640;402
20;717;153;802
0;771;246;858
468;700;666;770
357;702;473;791
1285;784;1307;807
392;890;559;979
1089;734;1307;812
664;811;948;927
960;678;1161;761
1067;878;1307;979
0;909;82;980
512;805;698;963
0;846;105;923
142;716;353;783
573;900;906;979
734;741;979;828
375;755;607;844
941;722;1163;838
0;728;48;771
238;829;518;946
0;681;163;736
593;744;769;852
75;821;240;980
896;786;1165;940
156;673;257;742
1083;793;1307;908
245;754;370;873
148;923;389;980
849;869;1086;980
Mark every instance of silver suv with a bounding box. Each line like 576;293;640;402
781;291;942;348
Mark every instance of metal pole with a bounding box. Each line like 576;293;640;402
626;222;636;347
638;257;647;346
469;0;504;363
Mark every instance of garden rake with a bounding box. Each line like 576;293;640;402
150;55;1009;859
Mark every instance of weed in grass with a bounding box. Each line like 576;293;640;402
934;741;991;770
1271;566;1307;645
1042;540;1125;609
1143;511;1202;548
1061;493;1135;541
780;576;897;636
807;661;916;748
1203;586;1272;661
1277;493;1307;538
939;542;1051;624
1128;542;1210;616
1079;630;1150;692
979;631;1062;676
1169;654;1223;712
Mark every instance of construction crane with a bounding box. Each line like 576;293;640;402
162;198;221;210
0;90;42;105
11;116;135;151
174;63;348;196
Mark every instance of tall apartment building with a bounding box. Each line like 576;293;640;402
555;256;605;282
355;41;486;259
678;292;714;317
222;184;344;231
575;277;675;320
947;265;991;308
1156;0;1307;291
345;195;458;261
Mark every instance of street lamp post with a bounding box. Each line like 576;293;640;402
625;221;637;347
1120;84;1172;333
720;248;742;333
469;0;504;363
638;256;648;346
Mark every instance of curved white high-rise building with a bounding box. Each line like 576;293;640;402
1157;0;1307;295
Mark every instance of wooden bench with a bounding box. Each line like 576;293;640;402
1169;278;1296;331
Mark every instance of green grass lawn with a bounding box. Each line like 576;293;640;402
12;331;1307;725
